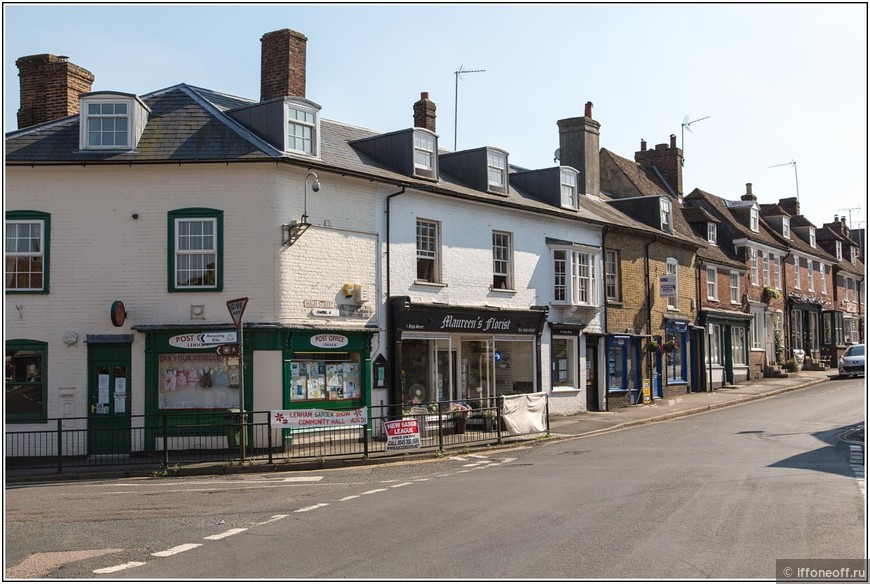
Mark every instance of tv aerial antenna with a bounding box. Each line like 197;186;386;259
836;205;863;229
769;160;800;202
453;65;485;151
680;115;709;167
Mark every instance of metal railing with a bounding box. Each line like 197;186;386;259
5;396;549;474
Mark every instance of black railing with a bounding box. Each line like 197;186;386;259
5;396;548;474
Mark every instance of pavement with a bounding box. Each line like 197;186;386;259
4;369;860;484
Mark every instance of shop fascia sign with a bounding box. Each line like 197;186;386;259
310;333;349;349
399;309;544;335
169;332;238;349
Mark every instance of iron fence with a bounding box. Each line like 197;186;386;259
4;396;549;474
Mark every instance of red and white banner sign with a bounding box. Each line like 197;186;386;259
384;418;421;450
270;408;367;429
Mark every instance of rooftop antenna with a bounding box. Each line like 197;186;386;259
836;205;863;229
453;65;485;151
768;160;800;202
680;115;709;166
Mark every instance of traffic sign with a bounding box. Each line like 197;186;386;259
216;344;240;357
227;297;249;328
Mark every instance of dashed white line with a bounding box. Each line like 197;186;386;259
361;488;388;495
294;503;330;513
93;561;147;574
339;495;361;501
152;543;202;557
204;528;248;540
257;514;288;525
282;476;324;482
390;482;413;488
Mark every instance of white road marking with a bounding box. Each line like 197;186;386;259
93;561;147;574
361;488;388;495
152;543;202;557
204;528;248;540
257;515;288;525
282;476;324;482
339;495;361;501
390;482;413;488
294;503;330;513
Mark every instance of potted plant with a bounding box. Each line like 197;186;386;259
448;402;471;434
482;408;497;432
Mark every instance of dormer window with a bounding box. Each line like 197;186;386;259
707;222;717;244
413;131;437;178
80;92;149;152
286;103;318;156
782;217;790;239
560;170;578;209
487;151;507;194
750;207;759;232
836;240;843;260
851;245;857;264
808;228;816;248
660;198;672;233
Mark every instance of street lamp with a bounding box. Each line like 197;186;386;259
283;171;321;246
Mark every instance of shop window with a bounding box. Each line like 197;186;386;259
5;211;50;293
750;307;764;349
169;208;223;292
732;327;747;365
551;336;577;388
494;340;535;396
708;324;722;364
289;353;361;402
665;330;687;384
5;340;48;422
607;336;637;392
790;309;803;352
159;352;240;410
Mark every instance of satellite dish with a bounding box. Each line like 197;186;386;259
554;148;561;163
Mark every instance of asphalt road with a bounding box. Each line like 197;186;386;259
5;377;865;580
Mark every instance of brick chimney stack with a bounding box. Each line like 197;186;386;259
741;182;757;202
16;54;95;129
778;197;799;216
413;91;436;132
557;101;600;197
634;133;683;198
260;28;307;102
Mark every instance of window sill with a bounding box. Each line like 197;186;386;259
413;281;447;288
489;287;517;294
551;386;580;394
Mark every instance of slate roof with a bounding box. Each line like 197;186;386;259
683;188;788;252
600;148;674;197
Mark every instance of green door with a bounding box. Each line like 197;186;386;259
88;343;132;455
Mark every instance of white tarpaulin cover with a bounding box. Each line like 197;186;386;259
501;392;547;435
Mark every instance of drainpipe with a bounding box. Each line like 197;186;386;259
384;187;407;412
601;225;609;412
780;249;792;363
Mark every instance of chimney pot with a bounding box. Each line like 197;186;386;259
584;101;593;118
670;134;677;148
746;183;752;195
640;139;647;151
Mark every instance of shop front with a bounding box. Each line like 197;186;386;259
388;297;548;408
699;310;752;388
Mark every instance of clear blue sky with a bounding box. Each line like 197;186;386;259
4;3;867;232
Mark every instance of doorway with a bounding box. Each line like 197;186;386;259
87;343;132;455
585;341;599;411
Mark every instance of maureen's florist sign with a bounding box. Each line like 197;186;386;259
270;408;367;429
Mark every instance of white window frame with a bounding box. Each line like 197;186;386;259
750;306;764;350
82;98;131;150
782;217;790;239
666;258;678;310
551;336;578;389
774;255;782;290
174;217;218;290
413;131;437;176
286;103;318;156
763;252;771;287
708;324;721;364
491;231;513;290
560;170;578;209
707;267;718;300
660;198;672;233
5;219;46;292
707;223;717;244
820;263;827;294
793;255;801;289
809;228;816;248
732;327;747;365
416;218;440;283
730;271;740;304
750;207;759;232
605;249;621;302
807;259;815;292
552;247;599;307
750;248;759;287
851;245;857;264
487;151;507;193
836;240;843;260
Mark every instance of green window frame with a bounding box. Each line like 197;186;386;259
168;208;223;292
5;339;48;423
5;210;50;294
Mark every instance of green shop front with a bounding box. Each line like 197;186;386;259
140;326;372;454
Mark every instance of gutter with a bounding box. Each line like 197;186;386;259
384;187;407;411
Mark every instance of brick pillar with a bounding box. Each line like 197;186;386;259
634;135;683;198
558;101;600;197
260;28;307;102
16;54;94;129
413;92;436;132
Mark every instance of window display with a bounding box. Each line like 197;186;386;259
290;353;361;402
159;353;239;410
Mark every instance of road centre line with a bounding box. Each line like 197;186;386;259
93;561;147;574
390;482;413;488
361;488;388;495
152;543;202;557
294;503;330;513
339;495;361;501
282;476;324;482
204;528;248;540
257;515;288;525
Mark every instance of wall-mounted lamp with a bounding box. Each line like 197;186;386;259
283;171;321;246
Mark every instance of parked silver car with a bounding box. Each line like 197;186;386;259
838;343;865;378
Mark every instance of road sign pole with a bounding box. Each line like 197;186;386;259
226;298;249;462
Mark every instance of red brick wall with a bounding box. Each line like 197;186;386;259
16;54;94;128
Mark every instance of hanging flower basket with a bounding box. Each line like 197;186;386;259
646;340;660;353
762;286;781;302
662;340;677;352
